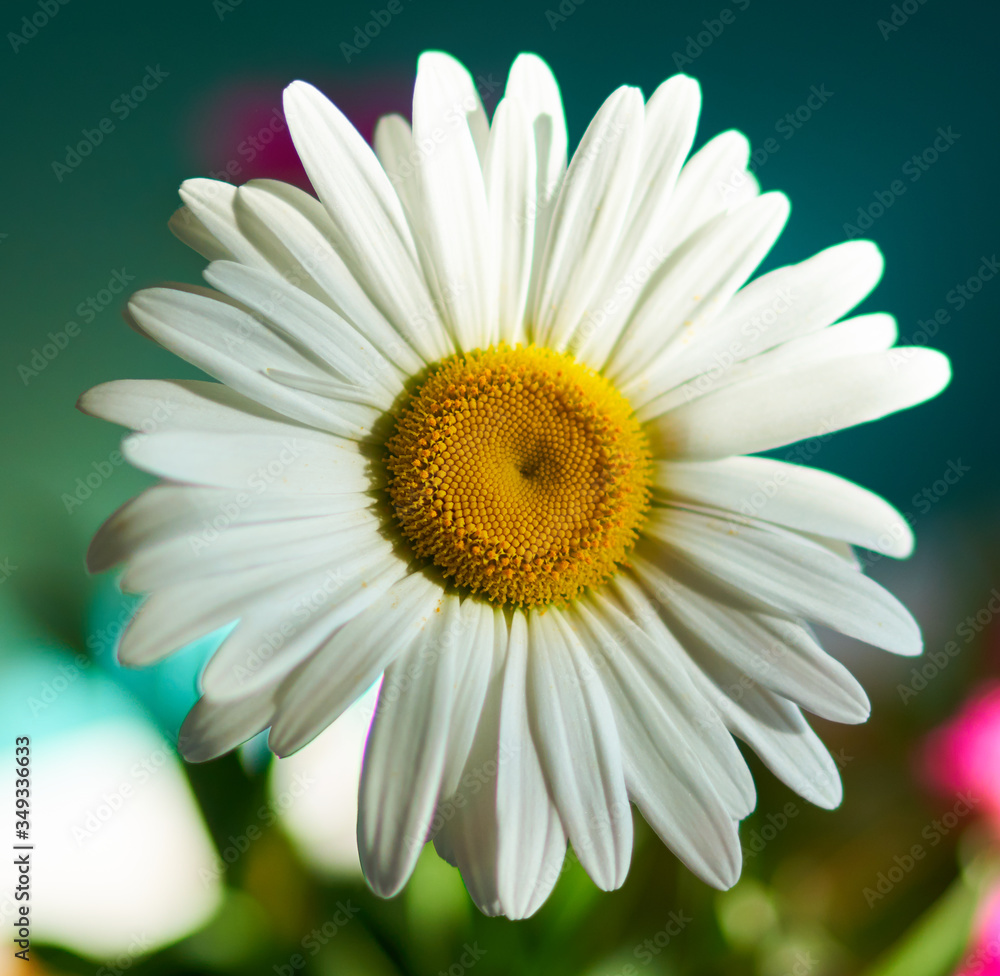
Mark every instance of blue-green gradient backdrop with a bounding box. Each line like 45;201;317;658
2;0;997;615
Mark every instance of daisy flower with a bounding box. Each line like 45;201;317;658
80;51;951;917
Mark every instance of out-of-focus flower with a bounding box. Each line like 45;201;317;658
188;75;412;190
1;633;222;960
30;717;222;958
268;685;378;878
955;881;1000;976
921;684;1000;834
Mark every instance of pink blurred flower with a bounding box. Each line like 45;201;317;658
186;72;412;189
955;882;1000;976
922;685;1000;835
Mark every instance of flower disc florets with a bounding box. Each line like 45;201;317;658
386;344;652;608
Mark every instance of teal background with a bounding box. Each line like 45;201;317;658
3;0;998;617
2;0;999;973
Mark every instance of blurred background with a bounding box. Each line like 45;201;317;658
1;0;999;972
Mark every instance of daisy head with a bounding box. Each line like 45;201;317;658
80;51;951;918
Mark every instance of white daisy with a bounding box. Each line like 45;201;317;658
80;51;951;917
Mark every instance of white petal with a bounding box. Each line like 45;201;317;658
120;562;320;666
809;535;862;567
417;51;490;160
609;193;790;388
88;481;369;574
410;51;496;348
504;53;567;208
80;374;372;459
441;610;568;918
640;240;884;394
642;312;901;419
231;180;426;375
198;553;405;700
746;311;898;368
573;74;701;366
664;130;752;242
647;347;951;460
168;204;237;263
587;131;760;366
431;615;504;910
120;427;371;494
432;678;504;913
526;609;633;891
268;572;444;755
630;553;870;724
484;97;536;345
127;287;378;437
373;113;422;218
619;76;703;261
532;86;645;352
79;377;290;434
357;594;462;896
504;53;568;317
282;80;452;361
263;369;387;408
86;484;217;575
724;167;760;209
438;600;497;799
178;691;275;763
570;598;743;889
722;692;843;809
225;180;363;312
175;179;270;269
643;507;922;654
495;611;567;916
591;581;756;819
203;260;400;405
677;649;843;808
654;456;914;557
177;174;410;359
122;507;383;591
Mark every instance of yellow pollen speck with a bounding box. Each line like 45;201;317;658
385;344;652;608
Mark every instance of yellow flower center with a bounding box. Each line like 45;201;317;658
385;344;651;608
